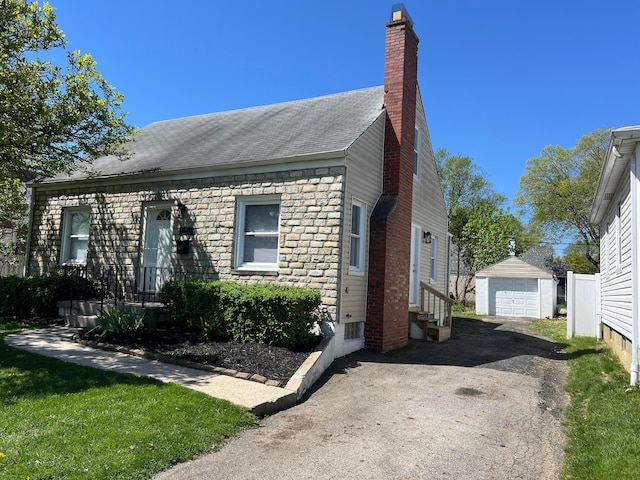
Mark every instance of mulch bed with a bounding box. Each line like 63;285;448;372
77;328;320;386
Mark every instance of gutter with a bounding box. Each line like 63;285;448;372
29;150;348;191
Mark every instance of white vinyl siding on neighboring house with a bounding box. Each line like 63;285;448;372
61;208;90;264
349;199;366;275
600;178;633;340
235;196;280;271
615;203;622;273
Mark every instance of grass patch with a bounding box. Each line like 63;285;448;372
529;318;640;480
0;319;257;480
452;306;483;322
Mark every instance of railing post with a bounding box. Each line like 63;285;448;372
66;265;73;315
141;267;147;308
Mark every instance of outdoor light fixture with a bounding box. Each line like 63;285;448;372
173;199;187;218
423;231;432;243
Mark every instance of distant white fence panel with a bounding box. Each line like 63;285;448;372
0;259;25;277
567;271;599;338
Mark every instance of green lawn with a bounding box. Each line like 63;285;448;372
0;319;257;480
529;319;640;480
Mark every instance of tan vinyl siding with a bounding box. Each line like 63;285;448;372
340;113;385;324
411;88;448;295
601;175;633;339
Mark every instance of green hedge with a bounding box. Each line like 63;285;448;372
161;280;322;348
0;272;98;318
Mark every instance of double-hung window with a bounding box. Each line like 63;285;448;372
61;208;91;264
414;127;422;177
430;235;438;283
349;199;366;274
235;196;280;271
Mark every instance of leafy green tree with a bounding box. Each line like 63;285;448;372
515;128;610;270
1;0;135;179
460;202;529;271
435;149;505;219
0;178;28;229
564;242;599;274
0;0;135;255
435;149;512;303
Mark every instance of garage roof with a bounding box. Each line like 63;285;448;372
475;256;553;279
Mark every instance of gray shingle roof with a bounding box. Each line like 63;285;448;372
45;86;386;183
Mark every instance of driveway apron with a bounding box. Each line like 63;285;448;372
154;317;568;480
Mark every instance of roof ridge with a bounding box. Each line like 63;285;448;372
149;85;384;127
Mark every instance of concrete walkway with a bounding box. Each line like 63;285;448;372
4;326;296;415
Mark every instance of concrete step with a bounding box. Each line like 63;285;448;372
427;325;451;343
57;300;108;316
65;314;100;328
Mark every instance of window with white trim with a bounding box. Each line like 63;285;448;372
61;208;90;264
414;127;422;177
235;196;280;270
349;199;366;274
430;235;438;283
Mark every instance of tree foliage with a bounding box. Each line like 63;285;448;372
0;0;135;256
0;0;135;180
435;148;505;224
564;242;599;274
436;149;529;303
515;128;610;269
0;177;28;228
461;202;529;271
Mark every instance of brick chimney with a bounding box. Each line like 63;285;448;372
365;4;419;352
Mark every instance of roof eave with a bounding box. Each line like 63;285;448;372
30;150;348;190
591;126;640;223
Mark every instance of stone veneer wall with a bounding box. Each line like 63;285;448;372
28;167;345;317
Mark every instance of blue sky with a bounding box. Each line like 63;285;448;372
52;1;640;252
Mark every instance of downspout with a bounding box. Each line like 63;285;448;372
23;185;36;277
630;151;639;384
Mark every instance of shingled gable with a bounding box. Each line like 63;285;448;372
476;256;554;279
42;86;385;183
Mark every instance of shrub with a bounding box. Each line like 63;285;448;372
0;273;64;317
161;280;322;348
160;280;227;338
28;272;67;317
0;276;30;317
0;271;99;318
91;306;144;335
222;283;321;348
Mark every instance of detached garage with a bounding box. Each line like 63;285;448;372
475;256;557;319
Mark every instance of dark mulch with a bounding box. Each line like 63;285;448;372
79;328;320;385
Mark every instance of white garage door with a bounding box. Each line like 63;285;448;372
490;278;539;318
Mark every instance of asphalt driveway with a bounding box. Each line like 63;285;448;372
154;316;568;480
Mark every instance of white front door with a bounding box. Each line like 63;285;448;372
409;225;421;306
141;206;171;292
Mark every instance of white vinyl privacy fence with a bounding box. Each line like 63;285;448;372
567;271;600;338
